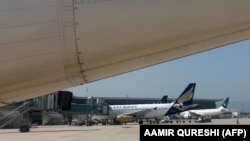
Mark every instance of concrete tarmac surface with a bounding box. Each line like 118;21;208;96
0;124;140;141
0;118;249;141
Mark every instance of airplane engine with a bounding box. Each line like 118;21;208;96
183;112;191;119
116;115;135;123
173;103;183;109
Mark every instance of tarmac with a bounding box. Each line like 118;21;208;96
0;118;249;141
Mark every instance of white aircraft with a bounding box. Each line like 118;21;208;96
108;83;197;124
1;0;250;106
179;97;230;122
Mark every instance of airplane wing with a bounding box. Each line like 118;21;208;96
1;0;250;106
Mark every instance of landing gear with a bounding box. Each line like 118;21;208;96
19;123;30;132
138;120;143;124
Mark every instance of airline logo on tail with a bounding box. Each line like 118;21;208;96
177;85;195;106
221;97;230;108
165;83;196;115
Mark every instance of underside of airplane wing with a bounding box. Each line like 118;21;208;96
1;0;250;106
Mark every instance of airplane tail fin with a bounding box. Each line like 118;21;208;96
173;83;196;106
220;97;230;108
158;95;168;103
164;83;196;115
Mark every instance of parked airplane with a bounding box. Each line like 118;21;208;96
1;1;250;107
91;95;169;123
108;83;197;124
178;97;230;122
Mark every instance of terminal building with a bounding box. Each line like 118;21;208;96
0;91;222;128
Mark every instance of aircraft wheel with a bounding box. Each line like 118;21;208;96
139;120;143;124
19;124;30;132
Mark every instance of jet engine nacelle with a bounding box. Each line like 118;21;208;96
183;112;191;119
116;115;135;122
173;103;183;109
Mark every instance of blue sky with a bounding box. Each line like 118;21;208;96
65;39;250;104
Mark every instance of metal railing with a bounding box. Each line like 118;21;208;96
0;101;31;128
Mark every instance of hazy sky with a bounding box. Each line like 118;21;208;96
65;39;250;102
